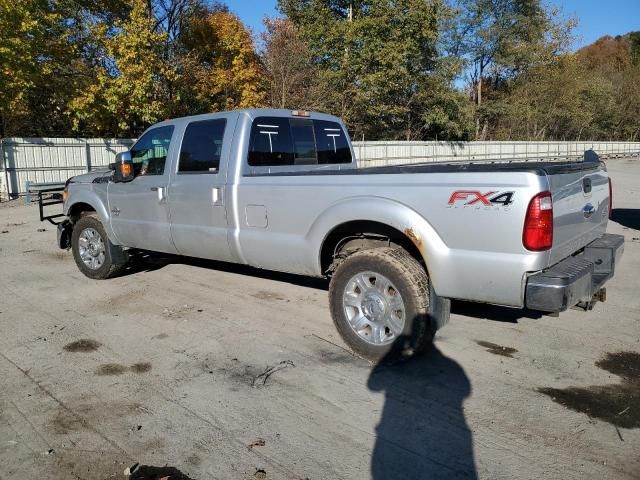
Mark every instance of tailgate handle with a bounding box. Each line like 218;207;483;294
583;178;592;194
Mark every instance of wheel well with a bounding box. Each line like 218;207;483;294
68;202;96;223
320;220;424;274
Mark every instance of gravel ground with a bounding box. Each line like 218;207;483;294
0;158;639;480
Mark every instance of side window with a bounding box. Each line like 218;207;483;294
179;119;227;173
130;125;174;176
248;116;352;167
248;117;294;166
314;120;352;164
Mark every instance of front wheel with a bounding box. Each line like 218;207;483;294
71;214;128;279
328;247;449;362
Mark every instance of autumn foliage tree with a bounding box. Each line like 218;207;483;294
0;0;639;141
577;34;640;141
68;0;176;136
178;9;265;113
0;0;90;136
261;17;320;110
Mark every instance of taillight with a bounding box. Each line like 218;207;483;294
523;191;553;251
608;178;612;219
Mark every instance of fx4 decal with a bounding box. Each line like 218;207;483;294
448;190;515;208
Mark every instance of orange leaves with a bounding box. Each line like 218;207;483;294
181;10;266;112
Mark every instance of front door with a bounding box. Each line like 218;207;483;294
168;116;233;262
108;125;178;254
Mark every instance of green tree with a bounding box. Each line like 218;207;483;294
447;0;574;138
487;55;596;140
279;0;468;140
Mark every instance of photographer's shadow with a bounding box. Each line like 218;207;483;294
368;340;477;479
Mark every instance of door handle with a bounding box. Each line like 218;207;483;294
212;187;223;206
150;186;166;202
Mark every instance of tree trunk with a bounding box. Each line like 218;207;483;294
479;120;488;141
475;71;483;140
281;72;286;108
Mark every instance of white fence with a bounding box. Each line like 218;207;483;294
0;137;134;198
1;137;640;198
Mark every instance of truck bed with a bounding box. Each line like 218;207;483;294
245;159;602;177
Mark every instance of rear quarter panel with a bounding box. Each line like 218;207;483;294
233;170;549;307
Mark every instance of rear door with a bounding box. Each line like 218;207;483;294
168;116;234;262
547;162;610;264
108;125;177;254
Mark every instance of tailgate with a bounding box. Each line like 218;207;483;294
546;162;610;265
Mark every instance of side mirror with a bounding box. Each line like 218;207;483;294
113;151;134;183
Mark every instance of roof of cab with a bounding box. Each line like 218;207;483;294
153;108;344;128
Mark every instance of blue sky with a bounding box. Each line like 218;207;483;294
226;0;640;50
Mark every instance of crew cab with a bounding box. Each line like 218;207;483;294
58;109;624;360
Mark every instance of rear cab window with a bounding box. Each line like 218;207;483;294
248;116;352;168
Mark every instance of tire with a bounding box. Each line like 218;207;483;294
328;247;450;362
71;214;128;279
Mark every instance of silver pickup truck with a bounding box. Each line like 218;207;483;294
58;109;624;360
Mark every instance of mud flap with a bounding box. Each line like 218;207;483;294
57;220;72;249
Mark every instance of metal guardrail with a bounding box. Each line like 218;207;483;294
353;141;640;167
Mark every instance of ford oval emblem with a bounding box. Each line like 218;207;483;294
583;203;595;218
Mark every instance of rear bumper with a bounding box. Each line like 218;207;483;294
525;234;624;312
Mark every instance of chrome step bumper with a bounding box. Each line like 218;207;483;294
525;234;624;312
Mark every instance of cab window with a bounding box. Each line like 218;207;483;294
247;117;293;166
179;119;227;173
130;125;174;176
314;120;351;164
248;116;352;167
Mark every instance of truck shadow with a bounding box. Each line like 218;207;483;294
452;301;543;323
121;252;544;322
368;340;477;479
120;251;329;291
611;208;640;231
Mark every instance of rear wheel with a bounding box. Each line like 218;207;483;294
328;247;449;362
71;214;128;279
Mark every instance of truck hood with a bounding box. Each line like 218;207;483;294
68;169;112;185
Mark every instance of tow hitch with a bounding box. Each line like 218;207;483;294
573;287;607;311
